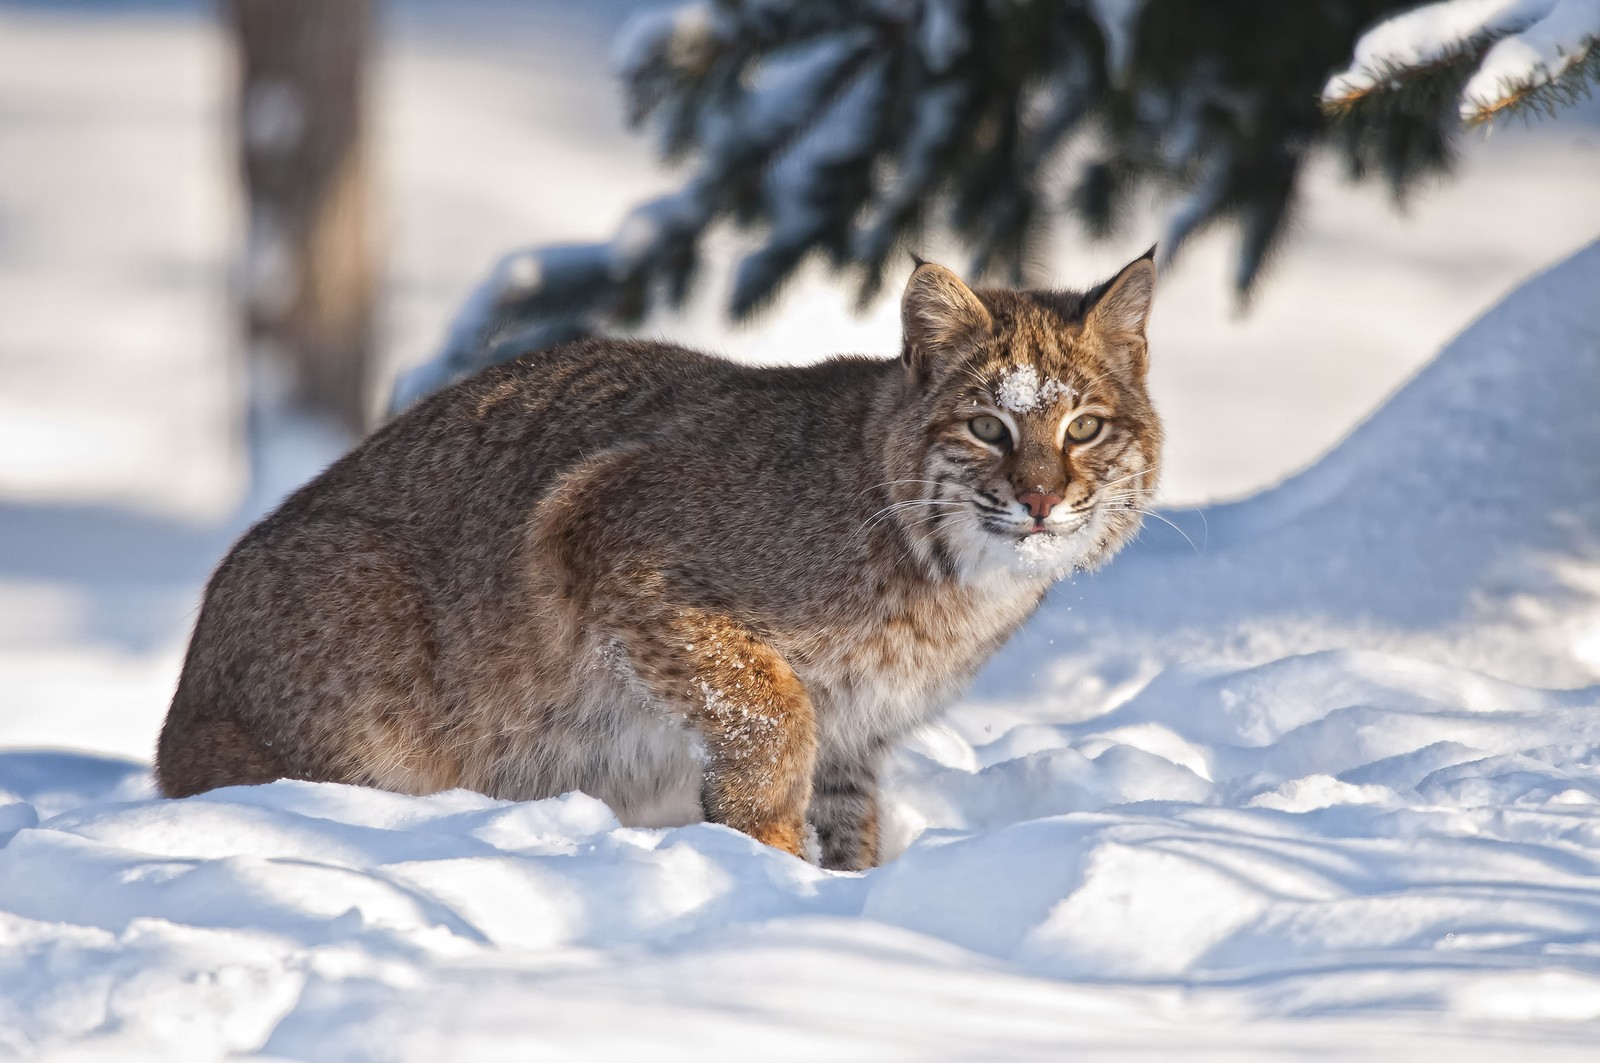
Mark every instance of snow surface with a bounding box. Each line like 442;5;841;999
6;242;1600;1057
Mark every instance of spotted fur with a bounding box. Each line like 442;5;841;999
156;254;1163;869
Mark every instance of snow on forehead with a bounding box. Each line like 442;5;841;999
994;365;1072;413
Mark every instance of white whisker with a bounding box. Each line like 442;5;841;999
859;498;968;535
1097;466;1159;491
1128;508;1204;556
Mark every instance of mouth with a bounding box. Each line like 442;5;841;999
972;495;1096;540
976;510;1087;541
1030;508;1097;541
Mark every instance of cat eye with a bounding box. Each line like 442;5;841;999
1064;414;1104;444
968;415;1010;446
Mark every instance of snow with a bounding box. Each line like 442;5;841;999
389;245;552;412
997;237;1600;692
9;238;1600;1056
1088;0;1147;82
1463;0;1600;118
1332;0;1550;93
1159;148;1231;265
993;365;1072;413
918;0;969;75
739;43;890;307
1324;0;1600;120
6;2;1600;1057
1010;531;1079;576
612;1;714;80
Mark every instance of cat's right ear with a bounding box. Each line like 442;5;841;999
901;262;992;379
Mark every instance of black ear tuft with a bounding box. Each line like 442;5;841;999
909;250;928;270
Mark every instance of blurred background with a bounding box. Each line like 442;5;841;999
1;0;1597;757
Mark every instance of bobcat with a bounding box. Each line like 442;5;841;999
157;254;1162;870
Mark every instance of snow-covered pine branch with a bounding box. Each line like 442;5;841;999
1324;0;1600;124
394;0;1466;411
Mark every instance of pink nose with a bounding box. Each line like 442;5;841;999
1017;490;1063;520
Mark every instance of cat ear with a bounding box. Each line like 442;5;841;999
901;262;992;375
1081;249;1158;377
1084;246;1156;342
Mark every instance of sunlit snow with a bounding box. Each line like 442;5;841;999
4;4;1600;1059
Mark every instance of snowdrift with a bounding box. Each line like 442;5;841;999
3;243;1599;1059
980;235;1600;701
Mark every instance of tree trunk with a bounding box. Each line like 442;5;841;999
228;0;376;436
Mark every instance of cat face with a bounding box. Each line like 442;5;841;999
895;255;1163;580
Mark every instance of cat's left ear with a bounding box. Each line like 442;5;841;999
1084;246;1156;372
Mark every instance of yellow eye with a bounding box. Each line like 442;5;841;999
969;415;1009;446
1065;414;1104;444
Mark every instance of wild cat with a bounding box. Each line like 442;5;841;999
157;253;1162;870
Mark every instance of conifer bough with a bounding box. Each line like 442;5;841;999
1324;0;1600;125
397;0;1586;409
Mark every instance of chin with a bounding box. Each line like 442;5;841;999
963;523;1092;581
1006;506;1136;580
1008;529;1090;578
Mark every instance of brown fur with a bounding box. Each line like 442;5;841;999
157;256;1163;869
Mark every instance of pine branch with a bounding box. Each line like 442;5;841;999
1463;36;1600;123
1324;0;1600;129
1321;45;1489;122
393;0;1439;410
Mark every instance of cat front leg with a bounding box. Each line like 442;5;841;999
613;606;818;858
535;449;816;857
809;745;883;871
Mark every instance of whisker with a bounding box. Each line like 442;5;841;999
890;509;957;570
864;505;967;534
859;498;968;535
866;499;968;518
1128;509;1204;556
1097;466;1160;491
958;366;995;398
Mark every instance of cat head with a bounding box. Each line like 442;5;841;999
887;251;1163;580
